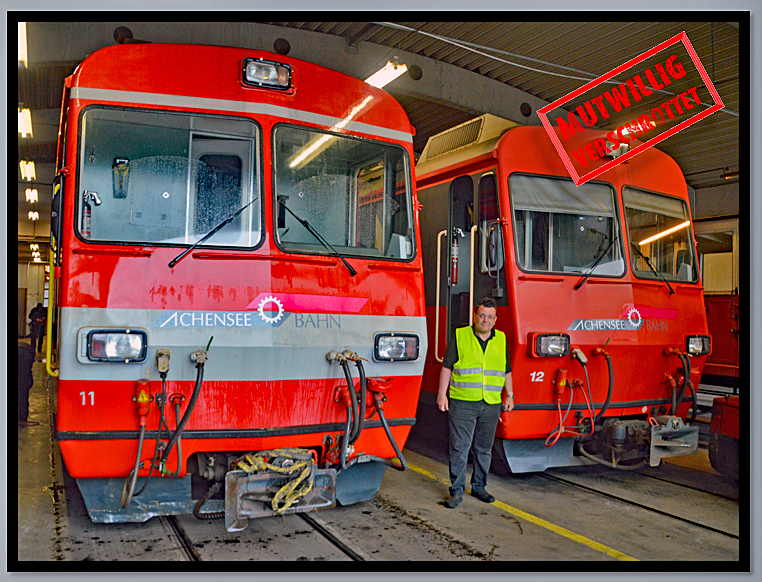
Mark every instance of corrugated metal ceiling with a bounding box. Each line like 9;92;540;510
264;21;740;189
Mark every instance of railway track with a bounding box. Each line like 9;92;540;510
539;471;739;540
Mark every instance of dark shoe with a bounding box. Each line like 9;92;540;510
471;487;495;503
444;493;463;508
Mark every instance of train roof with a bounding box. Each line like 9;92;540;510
68;43;414;145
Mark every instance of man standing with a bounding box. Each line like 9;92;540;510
437;297;514;508
28;302;46;353
18;342;36;427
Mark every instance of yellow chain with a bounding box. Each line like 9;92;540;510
234;448;316;514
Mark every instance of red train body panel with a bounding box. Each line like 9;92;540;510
416;115;710;472
49;44;426;528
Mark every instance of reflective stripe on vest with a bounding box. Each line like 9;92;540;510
449;326;507;404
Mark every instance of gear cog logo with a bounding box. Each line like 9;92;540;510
626;307;643;329
257;296;284;324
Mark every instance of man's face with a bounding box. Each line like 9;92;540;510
475;306;497;334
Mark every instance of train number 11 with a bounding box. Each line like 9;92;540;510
530;371;545;382
80;391;95;405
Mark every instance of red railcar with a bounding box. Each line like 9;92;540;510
416;114;710;472
47;44;425;530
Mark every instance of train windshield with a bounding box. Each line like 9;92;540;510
77;108;261;247
510;175;623;276
273;125;414;260
623;187;698;282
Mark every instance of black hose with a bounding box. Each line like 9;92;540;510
593;353;614;424
162;362;204;467
340;360;360;444
675;353;691;415
134;375;170;496
577;444;648;471
339;405;352;470
350;360;368;445
193;480;224;520
121;424;146;508
163;400;183;477
374;394;407;471
687;379;697;423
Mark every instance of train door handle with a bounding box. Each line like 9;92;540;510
468;224;477;326
434;230;447;362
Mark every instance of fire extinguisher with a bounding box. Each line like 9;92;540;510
82;197;92;238
451;232;459;285
451;228;465;285
81;191;102;239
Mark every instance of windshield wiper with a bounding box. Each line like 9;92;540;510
629;242;675;295
278;198;357;277
574;234;619;290
168;197;258;268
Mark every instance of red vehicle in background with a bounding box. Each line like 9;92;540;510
46;43;426;530
416;114;711;472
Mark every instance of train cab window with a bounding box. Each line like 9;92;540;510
623;187;698;283
273;125;414;260
509;174;623;276
77;108;261;248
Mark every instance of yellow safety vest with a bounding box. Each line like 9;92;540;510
450;326;507;404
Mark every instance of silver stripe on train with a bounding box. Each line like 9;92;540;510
71;87;414;144
59;307;427;382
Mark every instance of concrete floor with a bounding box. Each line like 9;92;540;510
15;359;742;566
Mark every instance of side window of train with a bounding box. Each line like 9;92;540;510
622;187;698;283
478;173;504;273
77;107;260;248
510;174;623;276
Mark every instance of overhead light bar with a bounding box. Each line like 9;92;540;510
638;221;690;246
20;160;36;181
19;22;28;68
365;61;408;88
25;188;38;203
18;107;33;138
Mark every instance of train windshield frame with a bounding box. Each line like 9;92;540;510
272;124;416;261
509;174;625;277
75;107;263;249
622;187;699;283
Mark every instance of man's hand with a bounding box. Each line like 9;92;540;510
501;396;514;412
437;392;449;412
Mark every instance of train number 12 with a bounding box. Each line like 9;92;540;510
530;371;545;382
80;391;95;405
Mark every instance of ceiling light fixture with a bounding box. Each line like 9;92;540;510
365;61;408;88
19;22;28;68
25;188;38;203
19;107;33;138
28;211;40;221
20;160;36;181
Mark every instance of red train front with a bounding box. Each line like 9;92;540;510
416;115;711;472
50;44;426;530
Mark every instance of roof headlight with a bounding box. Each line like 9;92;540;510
243;58;291;90
87;329;147;363
374;333;419;362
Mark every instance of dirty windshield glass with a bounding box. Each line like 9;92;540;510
510;174;623;276
77;108;261;247
273;125;414;260
623;187;697;282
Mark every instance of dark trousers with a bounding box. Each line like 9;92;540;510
30;324;44;352
447;398;501;496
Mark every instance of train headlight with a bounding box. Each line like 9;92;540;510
242;58;291;89
374;333;419;362
535;334;571;357
686;335;711;356
86;329;147;363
